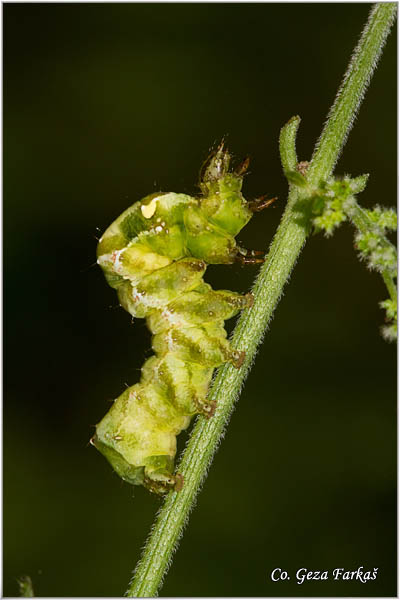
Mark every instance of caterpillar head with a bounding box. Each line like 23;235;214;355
199;141;253;237
199;141;232;188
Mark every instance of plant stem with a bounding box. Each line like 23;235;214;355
308;2;397;183
126;4;396;597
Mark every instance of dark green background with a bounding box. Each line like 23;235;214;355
4;3;396;597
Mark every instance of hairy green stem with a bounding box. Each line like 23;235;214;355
126;4;396;597
308;2;396;183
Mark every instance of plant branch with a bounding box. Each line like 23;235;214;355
346;201;397;303
382;271;397;304
279;115;301;173
126;4;396;597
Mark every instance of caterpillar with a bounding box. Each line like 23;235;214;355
92;143;274;495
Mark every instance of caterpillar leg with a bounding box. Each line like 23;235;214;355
193;393;217;419
248;195;277;212
143;455;183;495
236;249;265;265
234;156;250;176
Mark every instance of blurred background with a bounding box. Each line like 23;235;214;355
4;3;396;597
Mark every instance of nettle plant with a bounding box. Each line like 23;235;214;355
90;4;396;598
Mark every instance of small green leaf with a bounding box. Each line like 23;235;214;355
349;173;369;194
284;170;308;187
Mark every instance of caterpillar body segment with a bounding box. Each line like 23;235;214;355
93;145;264;494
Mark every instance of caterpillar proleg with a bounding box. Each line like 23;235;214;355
92;143;272;494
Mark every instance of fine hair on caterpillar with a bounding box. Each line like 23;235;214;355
92;142;275;495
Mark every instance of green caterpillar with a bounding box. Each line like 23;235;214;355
92;144;273;494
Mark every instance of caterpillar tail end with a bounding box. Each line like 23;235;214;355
91;433;184;495
90;433;145;486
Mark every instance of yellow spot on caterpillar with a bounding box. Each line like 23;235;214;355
141;199;158;219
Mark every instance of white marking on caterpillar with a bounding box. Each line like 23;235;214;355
141;197;162;219
97;249;125;273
